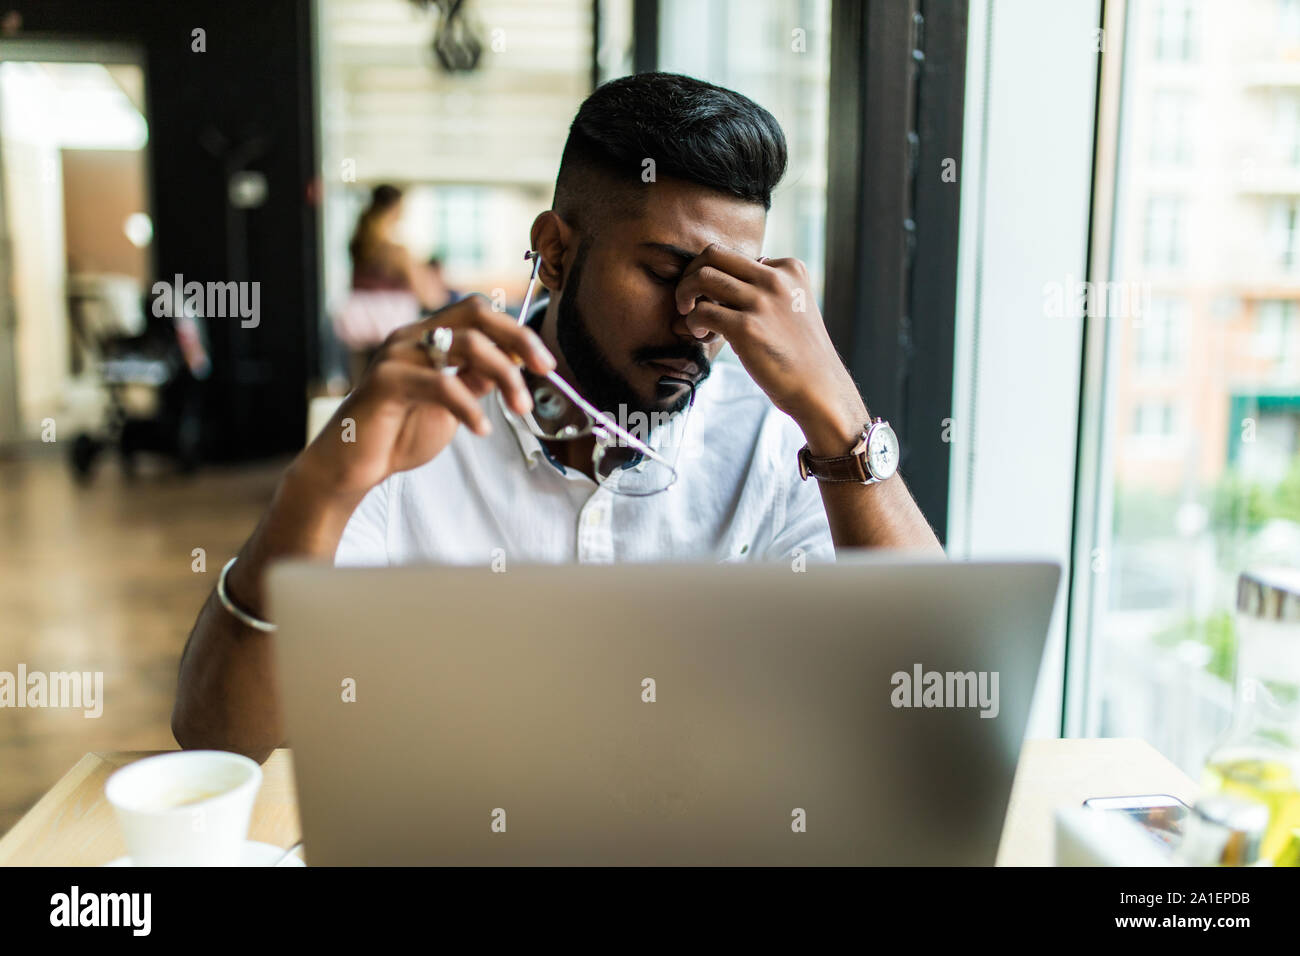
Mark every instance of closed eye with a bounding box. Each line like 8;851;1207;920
644;267;680;286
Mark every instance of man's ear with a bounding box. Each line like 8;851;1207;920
529;211;574;292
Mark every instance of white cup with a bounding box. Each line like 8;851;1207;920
105;750;262;866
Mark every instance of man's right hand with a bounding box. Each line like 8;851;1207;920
294;294;556;504
172;294;555;760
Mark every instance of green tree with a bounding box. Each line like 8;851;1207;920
1151;610;1236;683
1269;452;1300;525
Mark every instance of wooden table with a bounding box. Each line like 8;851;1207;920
0;738;1195;866
995;737;1197;865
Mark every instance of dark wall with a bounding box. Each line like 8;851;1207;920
8;0;319;460
824;0;966;545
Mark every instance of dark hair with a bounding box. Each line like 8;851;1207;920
553;72;787;231
350;184;404;264
369;183;403;211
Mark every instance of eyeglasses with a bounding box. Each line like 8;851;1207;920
512;251;695;497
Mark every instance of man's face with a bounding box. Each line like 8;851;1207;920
550;178;766;419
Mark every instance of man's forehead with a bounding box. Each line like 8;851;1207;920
638;239;760;264
633;211;767;262
626;181;767;260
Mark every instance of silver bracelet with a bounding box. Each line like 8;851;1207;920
217;557;278;633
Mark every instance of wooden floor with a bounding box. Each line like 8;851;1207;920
0;451;287;836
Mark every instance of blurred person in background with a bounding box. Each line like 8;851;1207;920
334;184;455;380
424;255;463;310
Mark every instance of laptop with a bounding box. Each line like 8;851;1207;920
268;556;1060;865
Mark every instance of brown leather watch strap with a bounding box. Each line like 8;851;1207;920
797;429;871;483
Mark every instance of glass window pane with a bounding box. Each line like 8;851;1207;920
657;0;830;303
316;0;599;331
1086;0;1300;775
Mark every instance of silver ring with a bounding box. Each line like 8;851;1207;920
422;326;454;370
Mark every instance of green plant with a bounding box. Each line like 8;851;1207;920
1210;472;1270;534
1151;610;1237;683
1270;452;1300;526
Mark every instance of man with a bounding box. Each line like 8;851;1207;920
173;72;942;762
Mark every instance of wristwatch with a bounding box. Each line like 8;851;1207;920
797;418;900;484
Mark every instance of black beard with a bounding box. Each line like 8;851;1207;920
555;240;707;421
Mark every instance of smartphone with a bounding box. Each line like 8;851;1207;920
1082;794;1190;849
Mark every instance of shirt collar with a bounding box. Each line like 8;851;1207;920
499;394;558;472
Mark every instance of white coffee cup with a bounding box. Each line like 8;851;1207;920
105;750;262;866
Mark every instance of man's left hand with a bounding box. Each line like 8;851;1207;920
672;244;869;457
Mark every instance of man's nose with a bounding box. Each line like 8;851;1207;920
670;296;722;344
669;317;721;346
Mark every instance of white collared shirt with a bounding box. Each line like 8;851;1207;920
334;359;835;567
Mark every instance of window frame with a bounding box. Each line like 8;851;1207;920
823;0;968;545
1062;0;1127;738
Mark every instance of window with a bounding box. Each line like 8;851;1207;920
1132;400;1176;439
1143;196;1185;267
1282;0;1300;49
1270;200;1300;271
316;0;604;322
1150;90;1193;165
1135;297;1183;374
1255;300;1300;371
1153;0;1198;62
1075;0;1300;776
427;186;487;272
1275;94;1300;168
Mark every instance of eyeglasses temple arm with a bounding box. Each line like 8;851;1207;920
517;251;543;328
541;369;674;467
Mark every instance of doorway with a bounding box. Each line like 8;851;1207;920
0;39;152;452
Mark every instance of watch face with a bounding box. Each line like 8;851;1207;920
866;423;900;480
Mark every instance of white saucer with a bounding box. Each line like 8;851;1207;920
103;840;305;867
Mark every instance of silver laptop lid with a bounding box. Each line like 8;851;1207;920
269;558;1059;865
